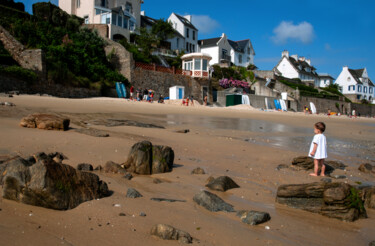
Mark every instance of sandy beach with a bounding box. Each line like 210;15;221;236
0;94;374;246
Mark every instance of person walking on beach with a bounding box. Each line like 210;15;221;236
189;95;194;106
309;122;327;177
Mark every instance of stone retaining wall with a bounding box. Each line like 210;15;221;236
0;74;100;98
131;68;210;104
0;25;46;80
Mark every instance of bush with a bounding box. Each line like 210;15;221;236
0;65;38;83
279;79;318;93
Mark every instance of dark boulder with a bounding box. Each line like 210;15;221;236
151;198;186;203
0;154;109;210
151;224;192;244
362;187;375;209
358;163;374;174
206;176;239;192
291;156;335;173
123;141;174;175
193;190;234;212
126;188;143;198
77;163;93;171
276;182;367;221
20;113;70;131
236;210;271;225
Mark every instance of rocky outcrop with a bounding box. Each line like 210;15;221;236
126;188;143;198
206;176;240;192
193;190;234;212
104;161;126;174
20;113;70;131
291;156;338;173
151;224;192;244
123;141;174;175
362;187;375;209
276;182;367;221
191;167;205;174
236;210;271;225
0;153;109;210
77;163;93;171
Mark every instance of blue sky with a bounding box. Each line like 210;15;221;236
17;0;375;79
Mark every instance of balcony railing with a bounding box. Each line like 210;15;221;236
220;54;231;62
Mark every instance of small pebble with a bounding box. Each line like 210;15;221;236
265;226;270;230
139;212;146;217
98;224;102;227
113;204;121;207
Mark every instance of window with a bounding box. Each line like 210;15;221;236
96;9;101;15
358;85;362;92
190;43;192;52
84;16;89;24
186;28;189;38
112;14;117;25
352;85;355;90
364;86;367;93
117;15;122;27
239;54;242;63
123;17;128;29
176;38;179;47
194;59;201;70
101;13;111;24
76;0;80;8
193;31;195;40
370;87;373;94
192;44;195;52
357;95;361;100
186;42;189;52
248;47;250;54
202;59;208;71
101;0;106;7
184;60;192;71
125;2;133;14
348;85;351;91
129;21;135;31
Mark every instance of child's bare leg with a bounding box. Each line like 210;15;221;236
320;159;326;176
309;159;319;176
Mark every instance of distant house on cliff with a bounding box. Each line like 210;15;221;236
273;50;320;87
335;67;374;103
59;0;143;41
167;13;198;54
198;33;255;67
318;73;335;88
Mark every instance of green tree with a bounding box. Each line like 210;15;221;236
151;19;175;45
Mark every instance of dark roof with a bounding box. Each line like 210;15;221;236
141;15;157;28
348;69;364;84
111;7;122;13
369;79;374;87
287;56;318;77
319;74;335;80
228;39;242;52
174;13;197;30
198;37;221;47
236;39;249;51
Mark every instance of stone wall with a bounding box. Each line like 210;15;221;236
131;68;210;104
351;103;375;117
0;74;100;98
0;25;46;80
85;24;109;39
299;96;351;115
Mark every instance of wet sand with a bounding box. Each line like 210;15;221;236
0;95;374;246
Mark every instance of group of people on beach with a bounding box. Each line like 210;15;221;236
129;86;164;103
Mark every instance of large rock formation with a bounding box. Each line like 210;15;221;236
236;210;271;225
0;153;109;210
291;156;340;173
20;113;70;131
123;141;174;175
276;182;367;221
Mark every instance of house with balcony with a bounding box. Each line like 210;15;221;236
167;13;198;54
198;33;255;67
181;53;212;79
335;67;374;103
59;0;143;41
273;50;320;87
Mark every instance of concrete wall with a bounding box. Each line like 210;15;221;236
131;68;210;104
299;96;351;115
0;25;46;80
0;74;100;98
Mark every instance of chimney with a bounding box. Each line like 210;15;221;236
282;50;289;58
299;56;305;62
306;59;311;65
343;66;348;70
291;54;298;60
184;15;192;22
141;10;145;16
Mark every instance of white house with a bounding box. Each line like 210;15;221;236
59;0;143;41
198;33;255;67
318;73;335;88
274;50;320;87
167;13;198;54
335;67;374;103
181;52;212;78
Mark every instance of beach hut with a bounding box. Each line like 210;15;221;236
169;86;185;100
181;53;212;78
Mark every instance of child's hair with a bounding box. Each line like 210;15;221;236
315;122;326;133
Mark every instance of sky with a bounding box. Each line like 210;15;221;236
17;0;375;79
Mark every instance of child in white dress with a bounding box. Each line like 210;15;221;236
309;122;327;176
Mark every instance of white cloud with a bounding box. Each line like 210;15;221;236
271;21;315;44
191;15;220;35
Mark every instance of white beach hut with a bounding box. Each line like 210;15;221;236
169;86;185;99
